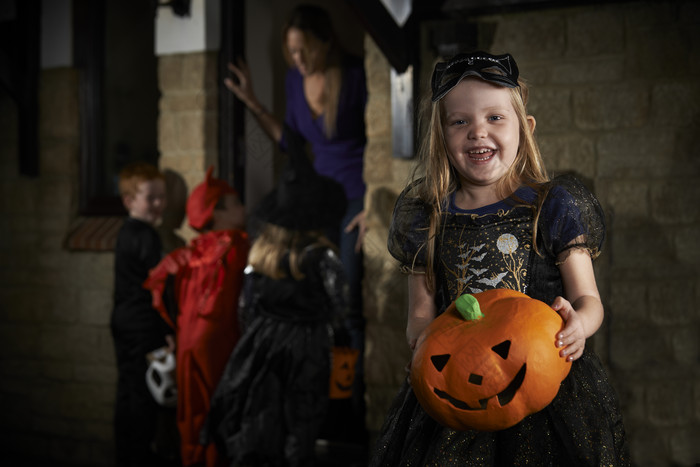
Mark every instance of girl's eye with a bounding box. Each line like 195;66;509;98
451;119;467;126
489;115;503;121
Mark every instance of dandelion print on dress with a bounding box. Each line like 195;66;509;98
440;213;533;299
496;233;528;292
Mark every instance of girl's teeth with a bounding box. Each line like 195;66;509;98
469;149;493;160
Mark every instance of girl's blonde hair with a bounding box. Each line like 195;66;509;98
414;77;549;289
248;223;335;280
282;5;344;139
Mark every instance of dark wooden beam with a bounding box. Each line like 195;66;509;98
73;0;118;215
0;0;41;177
344;0;411;73
219;0;246;201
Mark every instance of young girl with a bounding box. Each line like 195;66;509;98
226;6;368;442
371;52;629;465
203;128;352;467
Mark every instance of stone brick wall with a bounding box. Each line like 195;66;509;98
157;51;220;246
362;35;416;432
0;68;116;464
0;51;217;465
363;2;700;465
1;2;698;466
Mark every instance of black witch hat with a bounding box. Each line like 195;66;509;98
252;125;347;231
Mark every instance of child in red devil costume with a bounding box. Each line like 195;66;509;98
144;167;249;467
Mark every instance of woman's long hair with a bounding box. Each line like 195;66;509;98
282;4;344;139
413;76;549;290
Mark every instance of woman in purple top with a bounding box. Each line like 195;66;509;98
224;3;368;449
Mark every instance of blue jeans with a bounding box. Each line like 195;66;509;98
327;197;367;440
337;198;365;342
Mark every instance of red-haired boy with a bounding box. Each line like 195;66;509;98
111;162;175;466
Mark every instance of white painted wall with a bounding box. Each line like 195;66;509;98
155;0;220;55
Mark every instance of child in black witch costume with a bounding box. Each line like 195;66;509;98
370;52;629;465
203;127;352;467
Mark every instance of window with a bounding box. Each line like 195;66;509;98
73;0;159;215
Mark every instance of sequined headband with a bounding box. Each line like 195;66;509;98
431;51;519;102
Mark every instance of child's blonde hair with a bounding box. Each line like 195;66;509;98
118;162;164;198
248;223;335;280
414;77;549;289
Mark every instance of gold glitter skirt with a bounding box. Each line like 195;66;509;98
369;349;629;466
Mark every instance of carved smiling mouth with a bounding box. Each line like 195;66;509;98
433;364;526;410
335;382;353;392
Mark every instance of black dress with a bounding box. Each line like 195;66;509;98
204;243;349;467
370;175;629;466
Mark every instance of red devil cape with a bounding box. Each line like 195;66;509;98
145;229;249;467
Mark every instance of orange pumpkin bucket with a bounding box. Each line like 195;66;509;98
411;289;571;431
329;346;359;400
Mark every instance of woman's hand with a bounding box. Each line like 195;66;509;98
224;59;261;111
225;58;283;142
345;209;367;253
551;296;586;362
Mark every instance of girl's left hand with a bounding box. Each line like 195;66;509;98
345;209;367;253
551;296;586;362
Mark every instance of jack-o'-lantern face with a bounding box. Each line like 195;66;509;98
411;289;571;431
329;347;359;400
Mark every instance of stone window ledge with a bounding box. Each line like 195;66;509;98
63;217;124;252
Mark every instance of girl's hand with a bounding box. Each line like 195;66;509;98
551;296;586;362
224;59;261;111
344;209;367;252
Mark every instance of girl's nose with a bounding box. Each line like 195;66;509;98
468;121;487;139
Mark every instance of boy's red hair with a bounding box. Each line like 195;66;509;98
118;162;164;198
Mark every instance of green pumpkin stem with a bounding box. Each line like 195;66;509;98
455;294;484;321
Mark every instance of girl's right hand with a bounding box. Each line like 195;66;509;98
224;59;260;111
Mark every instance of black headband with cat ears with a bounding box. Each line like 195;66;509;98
431;51;519;102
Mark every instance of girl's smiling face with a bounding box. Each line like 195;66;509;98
442;78;522;195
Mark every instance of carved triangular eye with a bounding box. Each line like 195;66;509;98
491;340;511;359
430;354;450;372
